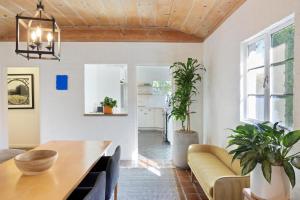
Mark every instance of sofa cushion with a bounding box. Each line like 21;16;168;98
188;152;236;197
210;146;242;175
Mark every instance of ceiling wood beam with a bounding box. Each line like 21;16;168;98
0;28;202;43
1;0;36;16
204;0;245;39
0;19;13;36
84;0;111;25
156;0;173;27
122;0;141;26
0;0;246;42
100;0;126;26
137;0;157;26
168;0;194;30
47;0;88;26
43;0;76;26
60;0;90;25
195;0;245;38
186;0;216;34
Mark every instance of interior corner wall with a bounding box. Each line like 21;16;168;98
0;65;8;149
0;42;203;159
202;0;300;198
7;67;40;148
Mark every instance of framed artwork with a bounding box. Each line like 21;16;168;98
7;74;34;109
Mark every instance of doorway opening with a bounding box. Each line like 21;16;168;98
7;67;40;150
136;66;173;166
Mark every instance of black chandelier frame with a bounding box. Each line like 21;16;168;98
15;1;61;60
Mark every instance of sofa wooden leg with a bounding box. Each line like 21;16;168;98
191;170;195;183
114;184;118;200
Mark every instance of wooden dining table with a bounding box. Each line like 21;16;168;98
0;140;112;200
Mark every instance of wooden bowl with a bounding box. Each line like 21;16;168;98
14;150;58;175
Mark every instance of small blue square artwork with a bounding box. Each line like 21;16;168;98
56;75;68;90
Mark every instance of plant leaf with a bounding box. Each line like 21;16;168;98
282;147;292;157
283;130;300;147
229;146;250;155
262;160;272;183
240;151;257;167
231;152;241;163
273;122;279;130
266;150;277;164
291;156;300;169
241;160;257;175
283;161;296;188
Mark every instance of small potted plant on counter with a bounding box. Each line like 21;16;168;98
101;97;117;114
228;122;300;200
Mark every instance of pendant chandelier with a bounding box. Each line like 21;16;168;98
15;0;61;60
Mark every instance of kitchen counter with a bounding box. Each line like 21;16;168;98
84;112;128;116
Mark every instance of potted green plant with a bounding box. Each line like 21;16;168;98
228;122;300;199
101;97;117;114
170;58;205;168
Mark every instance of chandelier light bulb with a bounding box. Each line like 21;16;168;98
36;26;42;38
47;32;53;42
31;31;37;42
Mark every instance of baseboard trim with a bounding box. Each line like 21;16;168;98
138;127;164;131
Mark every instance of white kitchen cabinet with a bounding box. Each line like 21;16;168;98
143;108;154;127
138;107;164;130
138;107;146;127
138;84;153;95
154;108;164;129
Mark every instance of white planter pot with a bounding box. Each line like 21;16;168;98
172;130;198;169
251;164;290;200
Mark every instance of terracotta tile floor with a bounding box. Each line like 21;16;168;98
174;168;208;200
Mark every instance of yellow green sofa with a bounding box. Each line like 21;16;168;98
188;144;250;200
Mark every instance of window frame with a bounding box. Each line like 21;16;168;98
241;15;295;127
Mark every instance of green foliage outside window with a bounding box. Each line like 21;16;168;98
152;80;172;95
271;25;295;128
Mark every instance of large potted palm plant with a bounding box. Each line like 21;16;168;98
228;122;300;200
170;58;205;168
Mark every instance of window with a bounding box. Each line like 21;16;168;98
241;16;295;128
152;80;172;95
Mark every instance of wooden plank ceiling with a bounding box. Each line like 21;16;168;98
0;0;245;42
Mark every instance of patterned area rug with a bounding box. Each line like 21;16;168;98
138;131;171;161
118;168;181;200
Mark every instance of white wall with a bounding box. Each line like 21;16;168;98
0;42;203;159
0;65;8;149
7;67;40;148
203;0;300;198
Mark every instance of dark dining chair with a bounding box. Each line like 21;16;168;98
67;171;106;200
78;146;121;200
